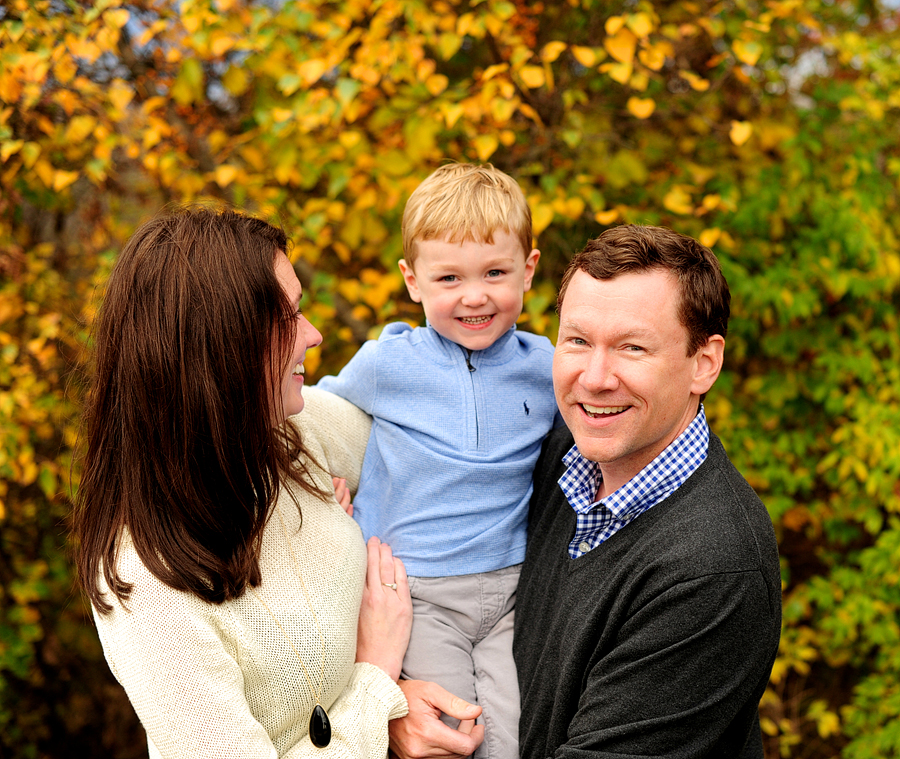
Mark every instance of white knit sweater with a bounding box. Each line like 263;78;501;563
93;387;406;758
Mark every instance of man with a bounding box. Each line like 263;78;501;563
513;224;781;757
390;225;781;758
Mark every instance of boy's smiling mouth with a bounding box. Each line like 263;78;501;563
458;315;493;325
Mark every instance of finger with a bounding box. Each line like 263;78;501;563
393;556;411;602
366;536;382;590
379;539;395;587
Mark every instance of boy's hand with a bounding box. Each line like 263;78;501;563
333;476;353;516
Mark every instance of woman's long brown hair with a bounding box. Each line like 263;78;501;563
74;206;328;613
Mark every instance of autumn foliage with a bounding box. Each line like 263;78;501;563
1;0;899;756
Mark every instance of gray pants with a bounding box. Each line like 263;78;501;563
402;565;521;759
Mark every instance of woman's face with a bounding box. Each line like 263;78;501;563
273;252;322;419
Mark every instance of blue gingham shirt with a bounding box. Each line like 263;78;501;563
559;406;710;559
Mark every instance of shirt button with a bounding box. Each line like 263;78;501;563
579;542;591;553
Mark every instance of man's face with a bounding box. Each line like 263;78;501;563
553;268;723;497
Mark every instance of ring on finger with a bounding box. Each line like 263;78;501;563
382;582;398;590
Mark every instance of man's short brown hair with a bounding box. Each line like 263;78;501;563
558;225;731;356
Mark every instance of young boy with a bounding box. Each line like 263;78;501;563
317;163;559;759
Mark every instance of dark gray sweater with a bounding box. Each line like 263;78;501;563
514;426;781;758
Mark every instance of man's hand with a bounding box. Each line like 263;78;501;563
390;680;484;759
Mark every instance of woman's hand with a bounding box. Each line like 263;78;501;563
356;536;412;681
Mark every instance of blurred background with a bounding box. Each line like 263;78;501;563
1;0;899;756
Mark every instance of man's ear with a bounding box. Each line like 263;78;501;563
398;259;422;303
691;335;725;397
523;249;540;291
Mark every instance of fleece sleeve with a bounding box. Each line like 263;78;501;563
315;341;380;414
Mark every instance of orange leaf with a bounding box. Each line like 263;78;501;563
604;29;637;64
729;120;753;146
626;97;655;119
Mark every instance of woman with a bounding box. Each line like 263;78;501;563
74;206;412;757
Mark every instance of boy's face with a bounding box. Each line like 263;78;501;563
398;231;540;351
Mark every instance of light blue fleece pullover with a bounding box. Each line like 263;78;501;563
317;323;559;577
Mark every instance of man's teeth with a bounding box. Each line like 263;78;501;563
583;404;627;416
460;316;491;324
292;363;305;376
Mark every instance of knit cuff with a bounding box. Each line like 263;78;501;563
351;662;409;720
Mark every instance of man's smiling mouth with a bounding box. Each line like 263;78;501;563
582;404;628;417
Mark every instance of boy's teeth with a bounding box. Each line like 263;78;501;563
460;316;491;324
583;404;627;416
292;363;305;375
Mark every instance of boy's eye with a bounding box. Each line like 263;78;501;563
487;269;504;277
439;275;458;282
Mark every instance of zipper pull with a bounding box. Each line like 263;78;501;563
465;349;476;372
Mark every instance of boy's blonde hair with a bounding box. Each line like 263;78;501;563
401;163;533;268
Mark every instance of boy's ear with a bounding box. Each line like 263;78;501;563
523;249;540;292
398;259;422;303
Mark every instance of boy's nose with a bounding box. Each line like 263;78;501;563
461;284;488;307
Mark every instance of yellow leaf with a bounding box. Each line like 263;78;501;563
701;194;721;211
272;108;293;123
65;115;97;144
699;228;721;248
483;63;509;81
53;170;79;192
638;45;667;71
681;70;710;91
627;97;655;119
541;41;567;63
604;29;637;64
108;79;134;111
210;34;234;58
532;203;553;235
21;142;40;168
729;120;753;146
626;12;654;38
104;8;130;29
473;134;499;161
605;16;625;35
595;209;619;225
299;59;328;86
733;40;763;67
571;46;597;67
34;159;54;187
54;55;78;84
438;33;463;60
215;165;238;187
601;61;632;84
663;186;693;215
1;140;24;162
519;65;545;89
222;66;249;96
440;102;465;128
425;74;448;96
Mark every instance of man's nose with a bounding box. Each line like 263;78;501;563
580;350;619;392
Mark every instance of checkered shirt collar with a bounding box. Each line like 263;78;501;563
559;406;710;553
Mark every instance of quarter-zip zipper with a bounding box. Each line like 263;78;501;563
463;348;479;447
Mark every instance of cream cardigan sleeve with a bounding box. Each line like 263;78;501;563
93;387;406;759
